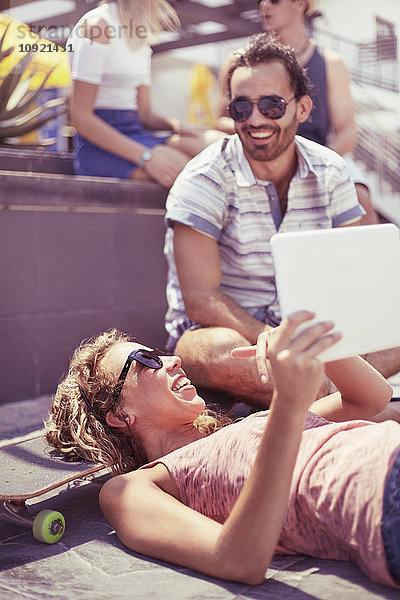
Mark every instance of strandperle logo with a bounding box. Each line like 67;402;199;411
16;21;150;42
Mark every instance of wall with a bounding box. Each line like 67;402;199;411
0;172;168;404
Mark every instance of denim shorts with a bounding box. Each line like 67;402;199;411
382;447;400;583
73;109;171;178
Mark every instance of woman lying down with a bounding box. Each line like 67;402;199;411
45;311;400;588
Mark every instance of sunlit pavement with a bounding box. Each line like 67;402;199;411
1;379;400;600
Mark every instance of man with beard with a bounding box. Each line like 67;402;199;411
163;34;364;410
215;0;378;226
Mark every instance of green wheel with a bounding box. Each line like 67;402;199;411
32;509;65;544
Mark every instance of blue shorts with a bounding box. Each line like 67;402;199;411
73;109;171;178
382;448;400;583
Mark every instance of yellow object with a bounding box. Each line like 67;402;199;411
0;13;71;89
186;63;215;128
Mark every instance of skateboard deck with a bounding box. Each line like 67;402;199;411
0;432;108;543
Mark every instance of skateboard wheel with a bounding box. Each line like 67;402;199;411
32;510;66;544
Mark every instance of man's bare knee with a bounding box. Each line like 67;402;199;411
176;326;250;371
175;327;273;408
362;346;400;379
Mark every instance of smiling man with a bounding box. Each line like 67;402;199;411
215;0;378;226
163;34;364;409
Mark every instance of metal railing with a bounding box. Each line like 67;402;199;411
352;86;400;194
313;27;399;92
351;86;400;226
354;117;400;224
354;122;400;192
310;26;400;202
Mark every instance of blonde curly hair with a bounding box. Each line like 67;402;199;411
45;329;227;475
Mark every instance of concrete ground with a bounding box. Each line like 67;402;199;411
1;374;400;600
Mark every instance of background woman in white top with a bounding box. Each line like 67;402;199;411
68;0;223;187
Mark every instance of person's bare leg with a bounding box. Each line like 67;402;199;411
355;183;379;226
130;145;190;184
362;346;400;379
130;131;226;184
129;167;153;181
166;130;226;158
175;326;274;409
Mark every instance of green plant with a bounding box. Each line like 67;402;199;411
0;23;67;145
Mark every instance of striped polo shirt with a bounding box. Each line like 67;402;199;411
164;134;363;340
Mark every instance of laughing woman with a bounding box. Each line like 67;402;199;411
67;0;223;186
46;312;400;588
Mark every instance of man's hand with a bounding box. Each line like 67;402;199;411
232;311;341;408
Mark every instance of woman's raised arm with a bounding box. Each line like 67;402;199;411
233;314;392;422
310;356;392;421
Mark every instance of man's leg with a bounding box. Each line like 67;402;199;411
175;326;274;409
362;347;400;380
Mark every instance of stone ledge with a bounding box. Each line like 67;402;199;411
0;170;168;209
0;146;74;175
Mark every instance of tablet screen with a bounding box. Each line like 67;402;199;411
270;224;400;362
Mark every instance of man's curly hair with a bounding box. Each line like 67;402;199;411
226;33;312;100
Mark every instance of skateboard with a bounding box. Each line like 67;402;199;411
0;433;108;544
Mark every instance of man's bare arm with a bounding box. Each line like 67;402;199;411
174;223;271;344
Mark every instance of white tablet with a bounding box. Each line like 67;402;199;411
270;224;400;362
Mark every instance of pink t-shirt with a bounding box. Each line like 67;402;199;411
145;411;400;587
